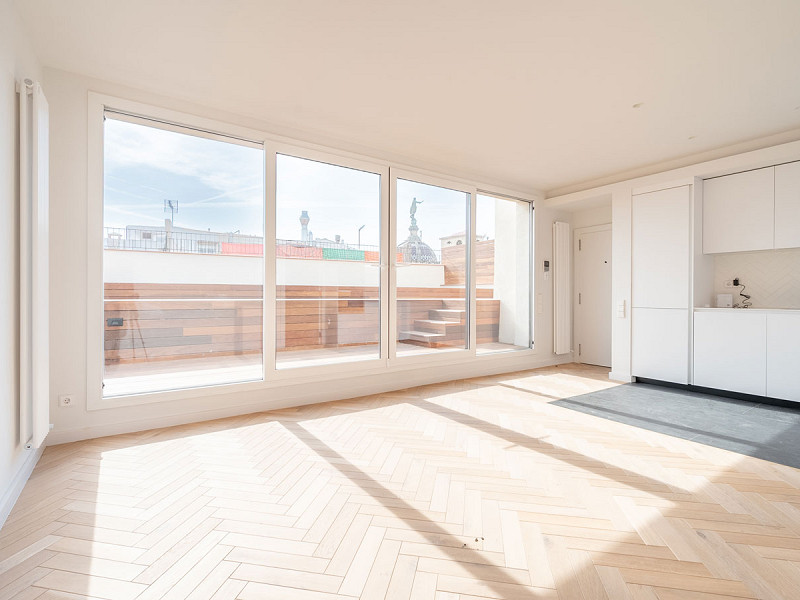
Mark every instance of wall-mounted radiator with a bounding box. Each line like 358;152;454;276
552;221;571;355
18;79;50;449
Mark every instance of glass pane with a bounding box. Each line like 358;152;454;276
103;117;264;396
276;154;381;368
396;179;468;355
476;194;531;354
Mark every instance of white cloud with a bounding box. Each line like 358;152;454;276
104;118;264;207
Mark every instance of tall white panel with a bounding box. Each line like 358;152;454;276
553;221;571;355
632;186;691;309
19;80;50;449
766;313;800;401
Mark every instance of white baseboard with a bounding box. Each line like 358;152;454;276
47;354;568;446
0;444;45;529
609;371;634;383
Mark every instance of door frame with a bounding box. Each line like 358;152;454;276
573;223;612;366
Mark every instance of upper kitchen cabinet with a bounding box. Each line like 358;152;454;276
775;161;800;249
703;166;774;254
632;185;691;309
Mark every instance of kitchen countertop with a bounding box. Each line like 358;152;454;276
694;307;800;313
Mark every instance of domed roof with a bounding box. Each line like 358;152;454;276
397;198;439;264
397;236;438;264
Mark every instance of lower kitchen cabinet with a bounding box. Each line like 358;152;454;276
632;308;689;384
767;313;800;401
693;310;767;396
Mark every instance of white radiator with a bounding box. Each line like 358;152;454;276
19;79;50;449
552;221;571;355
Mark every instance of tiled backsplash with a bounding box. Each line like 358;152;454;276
714;248;800;309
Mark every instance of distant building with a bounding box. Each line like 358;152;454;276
106;209;442;263
440;231;489;248
299;210;313;242
109;220;262;254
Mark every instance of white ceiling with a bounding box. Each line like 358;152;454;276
14;0;800;194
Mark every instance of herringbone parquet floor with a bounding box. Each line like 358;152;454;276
3;363;800;600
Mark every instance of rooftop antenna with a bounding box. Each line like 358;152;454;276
164;199;179;224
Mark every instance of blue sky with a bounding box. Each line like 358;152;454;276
104;117;495;248
104;118;265;235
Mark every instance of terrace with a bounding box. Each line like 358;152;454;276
103;225;527;397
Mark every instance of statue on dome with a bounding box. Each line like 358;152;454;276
410;197;423;218
410;197;423;228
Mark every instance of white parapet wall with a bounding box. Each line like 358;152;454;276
104;250;445;287
493;200;531;346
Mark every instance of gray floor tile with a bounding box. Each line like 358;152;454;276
553;383;800;470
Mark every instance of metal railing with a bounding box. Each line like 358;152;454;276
104;227;441;263
104;227;263;255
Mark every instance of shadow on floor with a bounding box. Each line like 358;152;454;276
553;382;800;469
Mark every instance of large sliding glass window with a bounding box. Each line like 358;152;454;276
475;194;532;353
275;154;382;368
102;116;264;396
395;179;469;355
96;103;537;403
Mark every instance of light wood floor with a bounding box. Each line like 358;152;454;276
3;363;800;600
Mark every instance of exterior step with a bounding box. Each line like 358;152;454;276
399;330;446;339
414;321;465;336
399;330;447;346
443;300;466;309
413;319;464;338
430;309;465;322
415;319;462;331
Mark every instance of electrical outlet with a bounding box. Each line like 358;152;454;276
724;280;734;288
59;394;74;407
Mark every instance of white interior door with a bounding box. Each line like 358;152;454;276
574;226;612;367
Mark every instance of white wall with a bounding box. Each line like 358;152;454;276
571;204;611;230
104;250;445;287
493;199;531;346
45;67;561;446
713;248;800;309
278;257;444;288
105;250;263;285
0;0;41;522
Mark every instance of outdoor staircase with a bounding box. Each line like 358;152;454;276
401;301;466;347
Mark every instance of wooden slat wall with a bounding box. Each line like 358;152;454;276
105;283;500;364
441;240;495;286
104;283;263;299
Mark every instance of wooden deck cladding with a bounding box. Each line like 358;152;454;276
441;239;494;286
104;284;500;364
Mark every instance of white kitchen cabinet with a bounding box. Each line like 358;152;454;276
632;308;689;384
767;313;800;401
693;311;767;396
703;167;774;254
775;161;800;249
632;186;691;309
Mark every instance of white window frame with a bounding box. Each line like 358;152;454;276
87;94;270;409
389;168;477;366
87;92;539;410
474;191;536;354
268;142;390;381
